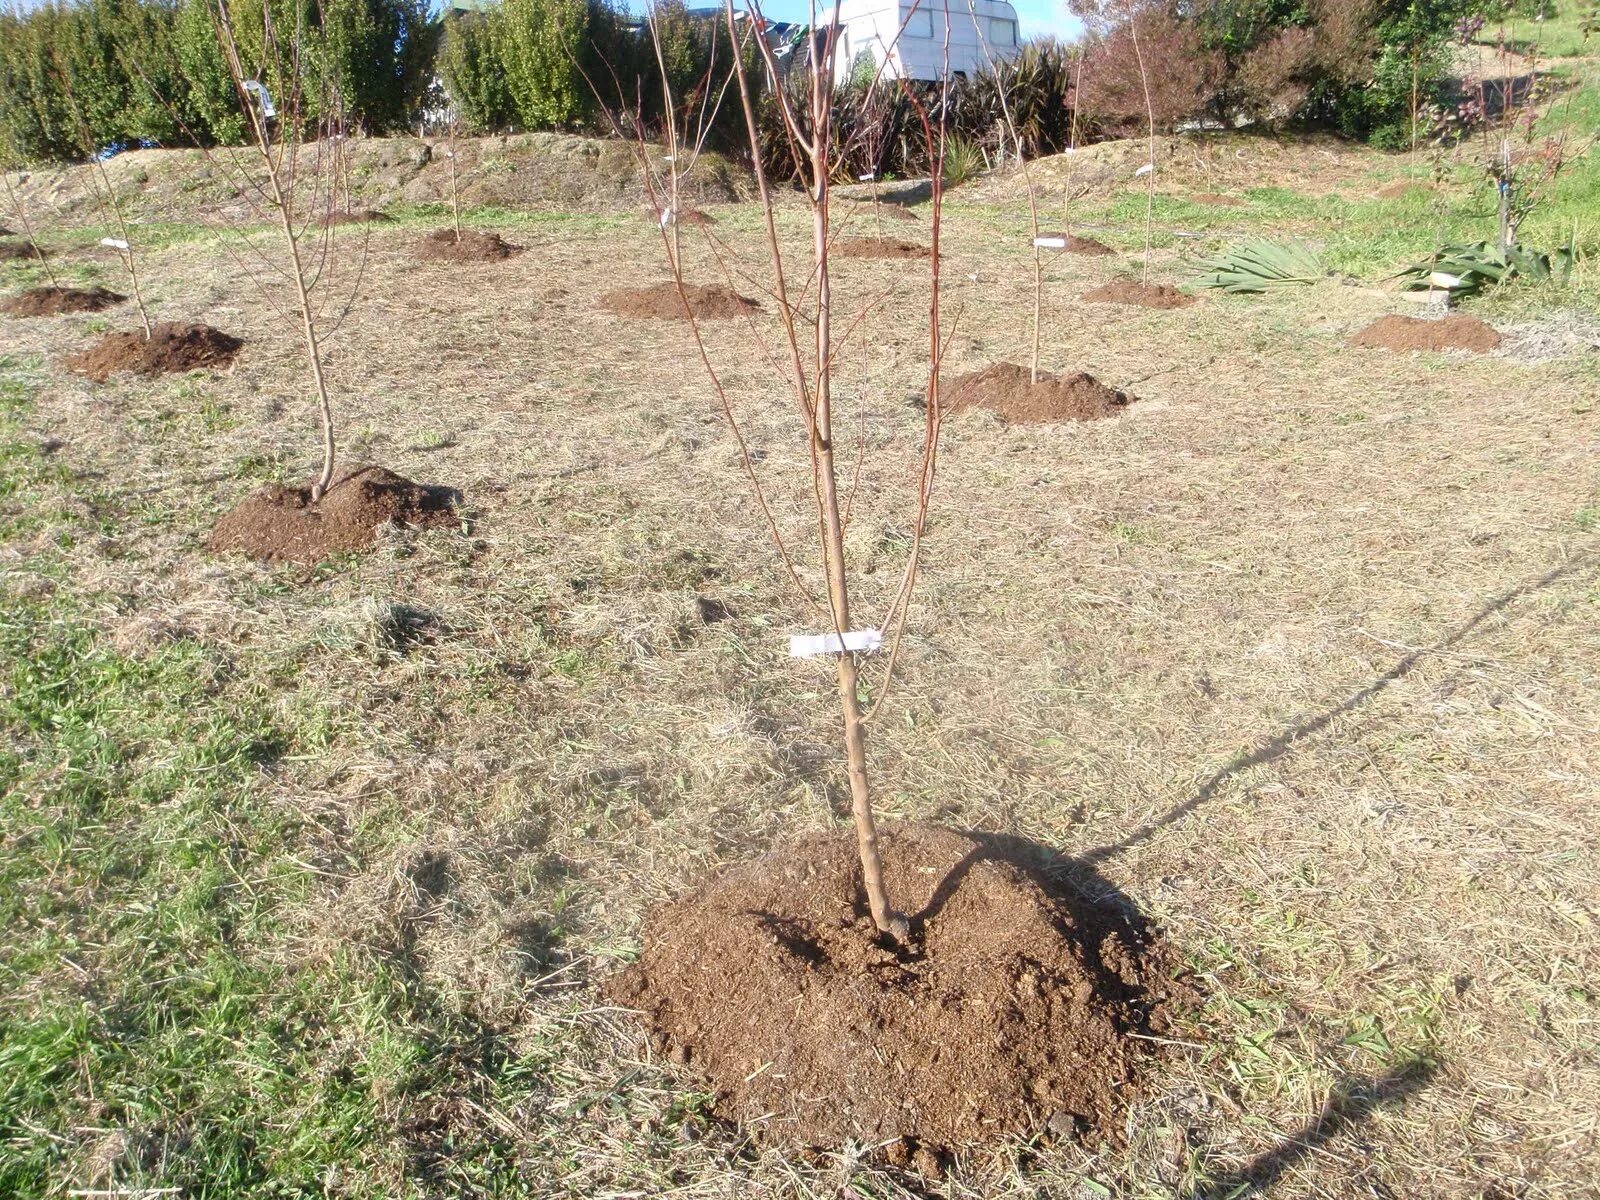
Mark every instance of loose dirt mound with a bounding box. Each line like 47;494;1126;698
1082;279;1195;309
609;824;1183;1155
600;282;758;320
850;201;919;222
1037;232;1116;256
1191;192;1244;206
2;286;125;317
66;322;243;382
208;464;459;564
322;209;392;227
414;229;524;262
944;362;1135;424
1350;313;1502;353
837;237;930;259
0;240;48;260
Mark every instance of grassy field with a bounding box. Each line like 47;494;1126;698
3;52;1600;1200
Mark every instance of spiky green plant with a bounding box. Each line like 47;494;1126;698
941;134;987;187
1190;240;1326;293
1394;240;1575;296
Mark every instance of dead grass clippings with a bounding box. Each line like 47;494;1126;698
608;824;1187;1156
207;464;460;564
414;229;525;263
1190;193;1245;207
599;282;759;321
2;286;125;317
1350;314;1502;354
1082;279;1196;310
944;362;1136;424
65;322;243;382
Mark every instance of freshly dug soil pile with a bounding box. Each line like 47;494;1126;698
322;209;392;227
1082;279;1195;310
208;464;458;564
1036;232;1116;256
944;362;1135;424
837;237;930;259
414;229;524;262
1191;192;1244;206
2;285;125;317
609;824;1183;1154
600;282;758;320
0;240;48;260
66;322;243;382
1350;313;1502;353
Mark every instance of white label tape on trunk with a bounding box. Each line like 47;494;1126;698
788;629;883;658
858;172;876;181
1033;236;1066;249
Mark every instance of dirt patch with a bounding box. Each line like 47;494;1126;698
2;286;125;317
851;201;919;222
652;208;716;226
414;229;524;263
608;824;1184;1155
66;322;243;382
1350;313;1502;353
208;464;459;564
600;282;758;320
322;209;392;227
837;237;930;260
1037;232;1117;256
1190;192;1244;206
1376;180;1428;199
944;362;1135;424
1082;279;1195;309
0;240;48;261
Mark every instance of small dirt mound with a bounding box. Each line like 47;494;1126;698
652;208;716;226
66;322;243;382
944;362;1135;424
322;209;392;227
838;237;930;259
852;201;919;222
414;229;524;262
1350;313;1501;353
609;824;1184;1154
1036;232;1116;256
600;282;758;320
1082;279;1195;309
1191;192;1244;206
208;464;459;564
0;240;48;261
2;286;125;317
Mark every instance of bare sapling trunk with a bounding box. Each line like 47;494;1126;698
447;118;463;242
213;0;342;502
1128;1;1157;283
55;58;154;338
2;171;59;288
586;0;955;941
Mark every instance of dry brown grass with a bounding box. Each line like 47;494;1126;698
3;176;1598;1198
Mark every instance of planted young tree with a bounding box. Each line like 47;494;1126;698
0;166;60;287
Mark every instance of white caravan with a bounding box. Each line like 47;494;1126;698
824;0;1022;82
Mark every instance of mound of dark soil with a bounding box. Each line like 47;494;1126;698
600;282;758;320
208;464;459;564
66;322;243;382
1350;313;1501;353
2;286;125;317
652;208;716;226
415;229;524;262
1191;192;1244;206
944;362;1135;424
609;824;1184;1155
322;209;392;227
838;237;930;260
0;240;48;261
1061;233;1117;256
1082;279;1195;309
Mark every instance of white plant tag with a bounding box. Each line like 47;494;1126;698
1428;270;1462;289
100;237;130;251
1135;162;1154;176
858;172;876;181
1033;236;1066;249
788;629;883;658
242;79;276;119
659;207;673;228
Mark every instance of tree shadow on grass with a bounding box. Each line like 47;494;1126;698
1200;1058;1437;1198
1084;553;1596;867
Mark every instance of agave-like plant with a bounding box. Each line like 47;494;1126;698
1394;240;1575;297
1190;240;1326;293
